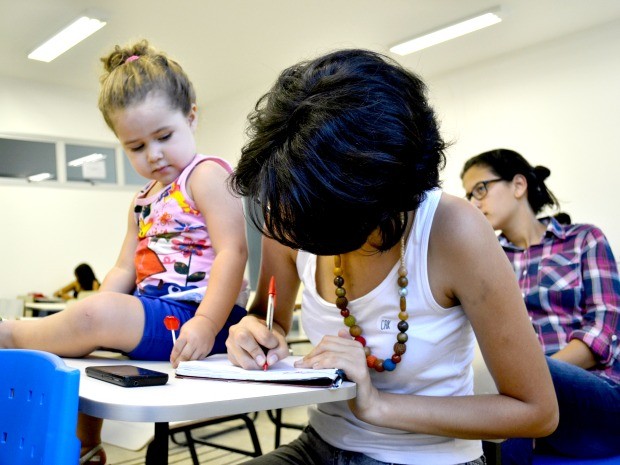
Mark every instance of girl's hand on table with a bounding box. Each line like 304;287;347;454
170;315;216;368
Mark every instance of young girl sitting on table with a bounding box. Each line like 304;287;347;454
461;148;620;464
0;40;248;464
224;49;558;465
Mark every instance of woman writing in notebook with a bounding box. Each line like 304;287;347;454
225;49;558;465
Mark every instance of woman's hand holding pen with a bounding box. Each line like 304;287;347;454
226;314;289;370
227;276;290;370
294;329;381;425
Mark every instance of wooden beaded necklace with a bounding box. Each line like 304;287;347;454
333;214;409;373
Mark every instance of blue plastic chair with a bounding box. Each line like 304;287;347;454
0;349;81;465
533;453;620;464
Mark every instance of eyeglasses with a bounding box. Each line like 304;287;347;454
465;178;503;201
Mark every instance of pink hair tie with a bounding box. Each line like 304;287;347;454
125;55;140;63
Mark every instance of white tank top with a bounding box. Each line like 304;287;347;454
297;189;482;464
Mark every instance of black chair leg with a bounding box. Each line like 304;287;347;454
483;440;502;465
266;408;306;449
240;413;263;456
273;408;282;448
183;430;200;465
169;413;263;458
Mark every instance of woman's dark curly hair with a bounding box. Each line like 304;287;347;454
231;49;447;255
460;148;559;214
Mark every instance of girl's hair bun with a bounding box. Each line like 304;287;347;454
533;165;550;181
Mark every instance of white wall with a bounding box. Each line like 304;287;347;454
197;87;258;162
0;76;112;142
2;19;620;299
0;182;133;297
0;78;124;298
431;19;620;254
197;19;620;254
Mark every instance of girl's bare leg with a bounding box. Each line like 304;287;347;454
78;414;105;457
0;292;145;355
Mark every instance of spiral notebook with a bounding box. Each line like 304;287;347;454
176;354;345;388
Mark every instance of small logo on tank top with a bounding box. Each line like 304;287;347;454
378;316;398;332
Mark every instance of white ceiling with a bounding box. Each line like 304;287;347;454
2;0;620;106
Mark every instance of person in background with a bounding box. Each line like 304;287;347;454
461;148;620;464
54;263;101;300
0;40;248;464
225;49;558;465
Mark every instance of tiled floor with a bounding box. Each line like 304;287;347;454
104;406;309;464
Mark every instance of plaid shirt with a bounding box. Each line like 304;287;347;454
499;217;620;384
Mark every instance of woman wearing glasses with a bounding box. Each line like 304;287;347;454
461;148;620;464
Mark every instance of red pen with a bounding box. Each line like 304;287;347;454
263;276;276;370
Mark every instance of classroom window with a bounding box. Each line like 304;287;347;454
66;144;117;184
0;138;57;181
0;136;145;188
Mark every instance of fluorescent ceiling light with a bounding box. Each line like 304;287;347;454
27;172;53;182
68;153;107;167
390;9;502;56
28;15;106;62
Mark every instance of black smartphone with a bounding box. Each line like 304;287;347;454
85;364;169;387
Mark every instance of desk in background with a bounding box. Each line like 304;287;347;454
64;356;356;465
24;301;66;317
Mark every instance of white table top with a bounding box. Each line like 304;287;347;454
64;356;356;423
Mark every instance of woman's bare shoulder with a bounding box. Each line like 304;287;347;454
433;192;495;247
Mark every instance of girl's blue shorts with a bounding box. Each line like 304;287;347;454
126;293;246;361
